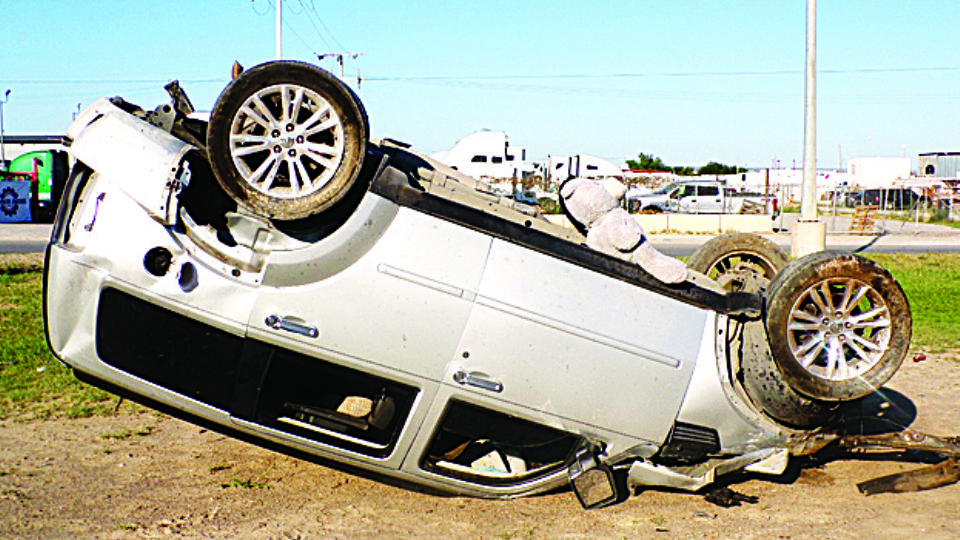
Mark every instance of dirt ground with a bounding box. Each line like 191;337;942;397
2;354;960;540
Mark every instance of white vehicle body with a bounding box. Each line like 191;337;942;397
43;64;912;508
431;130;533;180
547;154;622;182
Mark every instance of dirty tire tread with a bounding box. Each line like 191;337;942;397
738;321;838;428
764;252;912;401
687;233;789;293
206;61;368;221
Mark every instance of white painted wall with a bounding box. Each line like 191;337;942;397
847;157;911;188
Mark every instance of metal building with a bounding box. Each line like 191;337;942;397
918;151;960;178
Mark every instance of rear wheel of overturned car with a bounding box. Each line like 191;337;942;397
206;61;368;221
687;232;789;293
738;321;838;428
764;252;912;401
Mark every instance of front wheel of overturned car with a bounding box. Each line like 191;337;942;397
207;61;369;221
687;232;789;293
764;252;912;401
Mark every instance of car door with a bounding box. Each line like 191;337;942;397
442;238;705;443
238;199;493;467
696;185;723;213
672;185;696;212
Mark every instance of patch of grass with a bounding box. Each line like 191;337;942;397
221;477;267;489
1;488;29;501
209;463;232;473
0;256;120;421
874;208;960;229
0;253;43;274
99;426;154;440
867;253;960;353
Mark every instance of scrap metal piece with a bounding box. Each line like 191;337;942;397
164;80;195;117
840;429;960;457
704;487;759;508
838;429;960;495
857;457;960;495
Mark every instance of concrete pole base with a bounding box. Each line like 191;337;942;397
791;219;826;258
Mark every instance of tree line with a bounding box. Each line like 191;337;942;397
626;152;745;176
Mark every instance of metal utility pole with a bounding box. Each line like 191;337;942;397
275;0;282;59
0;89;10;169
791;0;826;257
317;53;364;79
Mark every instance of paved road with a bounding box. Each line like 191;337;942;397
653;213;960;257
0;224;52;254
4;218;960;256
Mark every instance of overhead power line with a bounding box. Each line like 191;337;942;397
300;0;347;53
3;78;228;85
7;65;960;86
363;66;960;82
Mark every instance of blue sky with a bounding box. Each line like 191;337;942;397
3;1;960;170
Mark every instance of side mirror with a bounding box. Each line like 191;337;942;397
568;445;619;509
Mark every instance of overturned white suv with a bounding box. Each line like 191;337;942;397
44;61;916;508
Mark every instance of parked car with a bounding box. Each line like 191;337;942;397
45;61;912;509
627;180;777;214
860;188;929;211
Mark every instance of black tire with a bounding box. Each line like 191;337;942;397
737;321;838;428
687;233;789;293
764;252;912;401
206;61;368;221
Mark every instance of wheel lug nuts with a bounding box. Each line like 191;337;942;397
273;145;282;153
271;130;280;138
296;135;305;144
286;124;294;132
287;149;296;157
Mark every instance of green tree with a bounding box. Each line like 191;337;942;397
627;152;741;176
697;162;745;175
626;153;669;171
626;152;696;175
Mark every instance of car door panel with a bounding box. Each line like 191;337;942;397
446;239;704;441
247;206;492;381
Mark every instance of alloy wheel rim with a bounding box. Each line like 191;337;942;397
709;253;779;292
229;83;345;199
786;277;892;381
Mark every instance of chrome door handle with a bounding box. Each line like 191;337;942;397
453;370;503;393
84;192;106;231
265;314;318;338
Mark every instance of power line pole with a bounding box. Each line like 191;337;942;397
0;90;10;169
317;53;364;79
275;0;282;59
792;0;826;257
